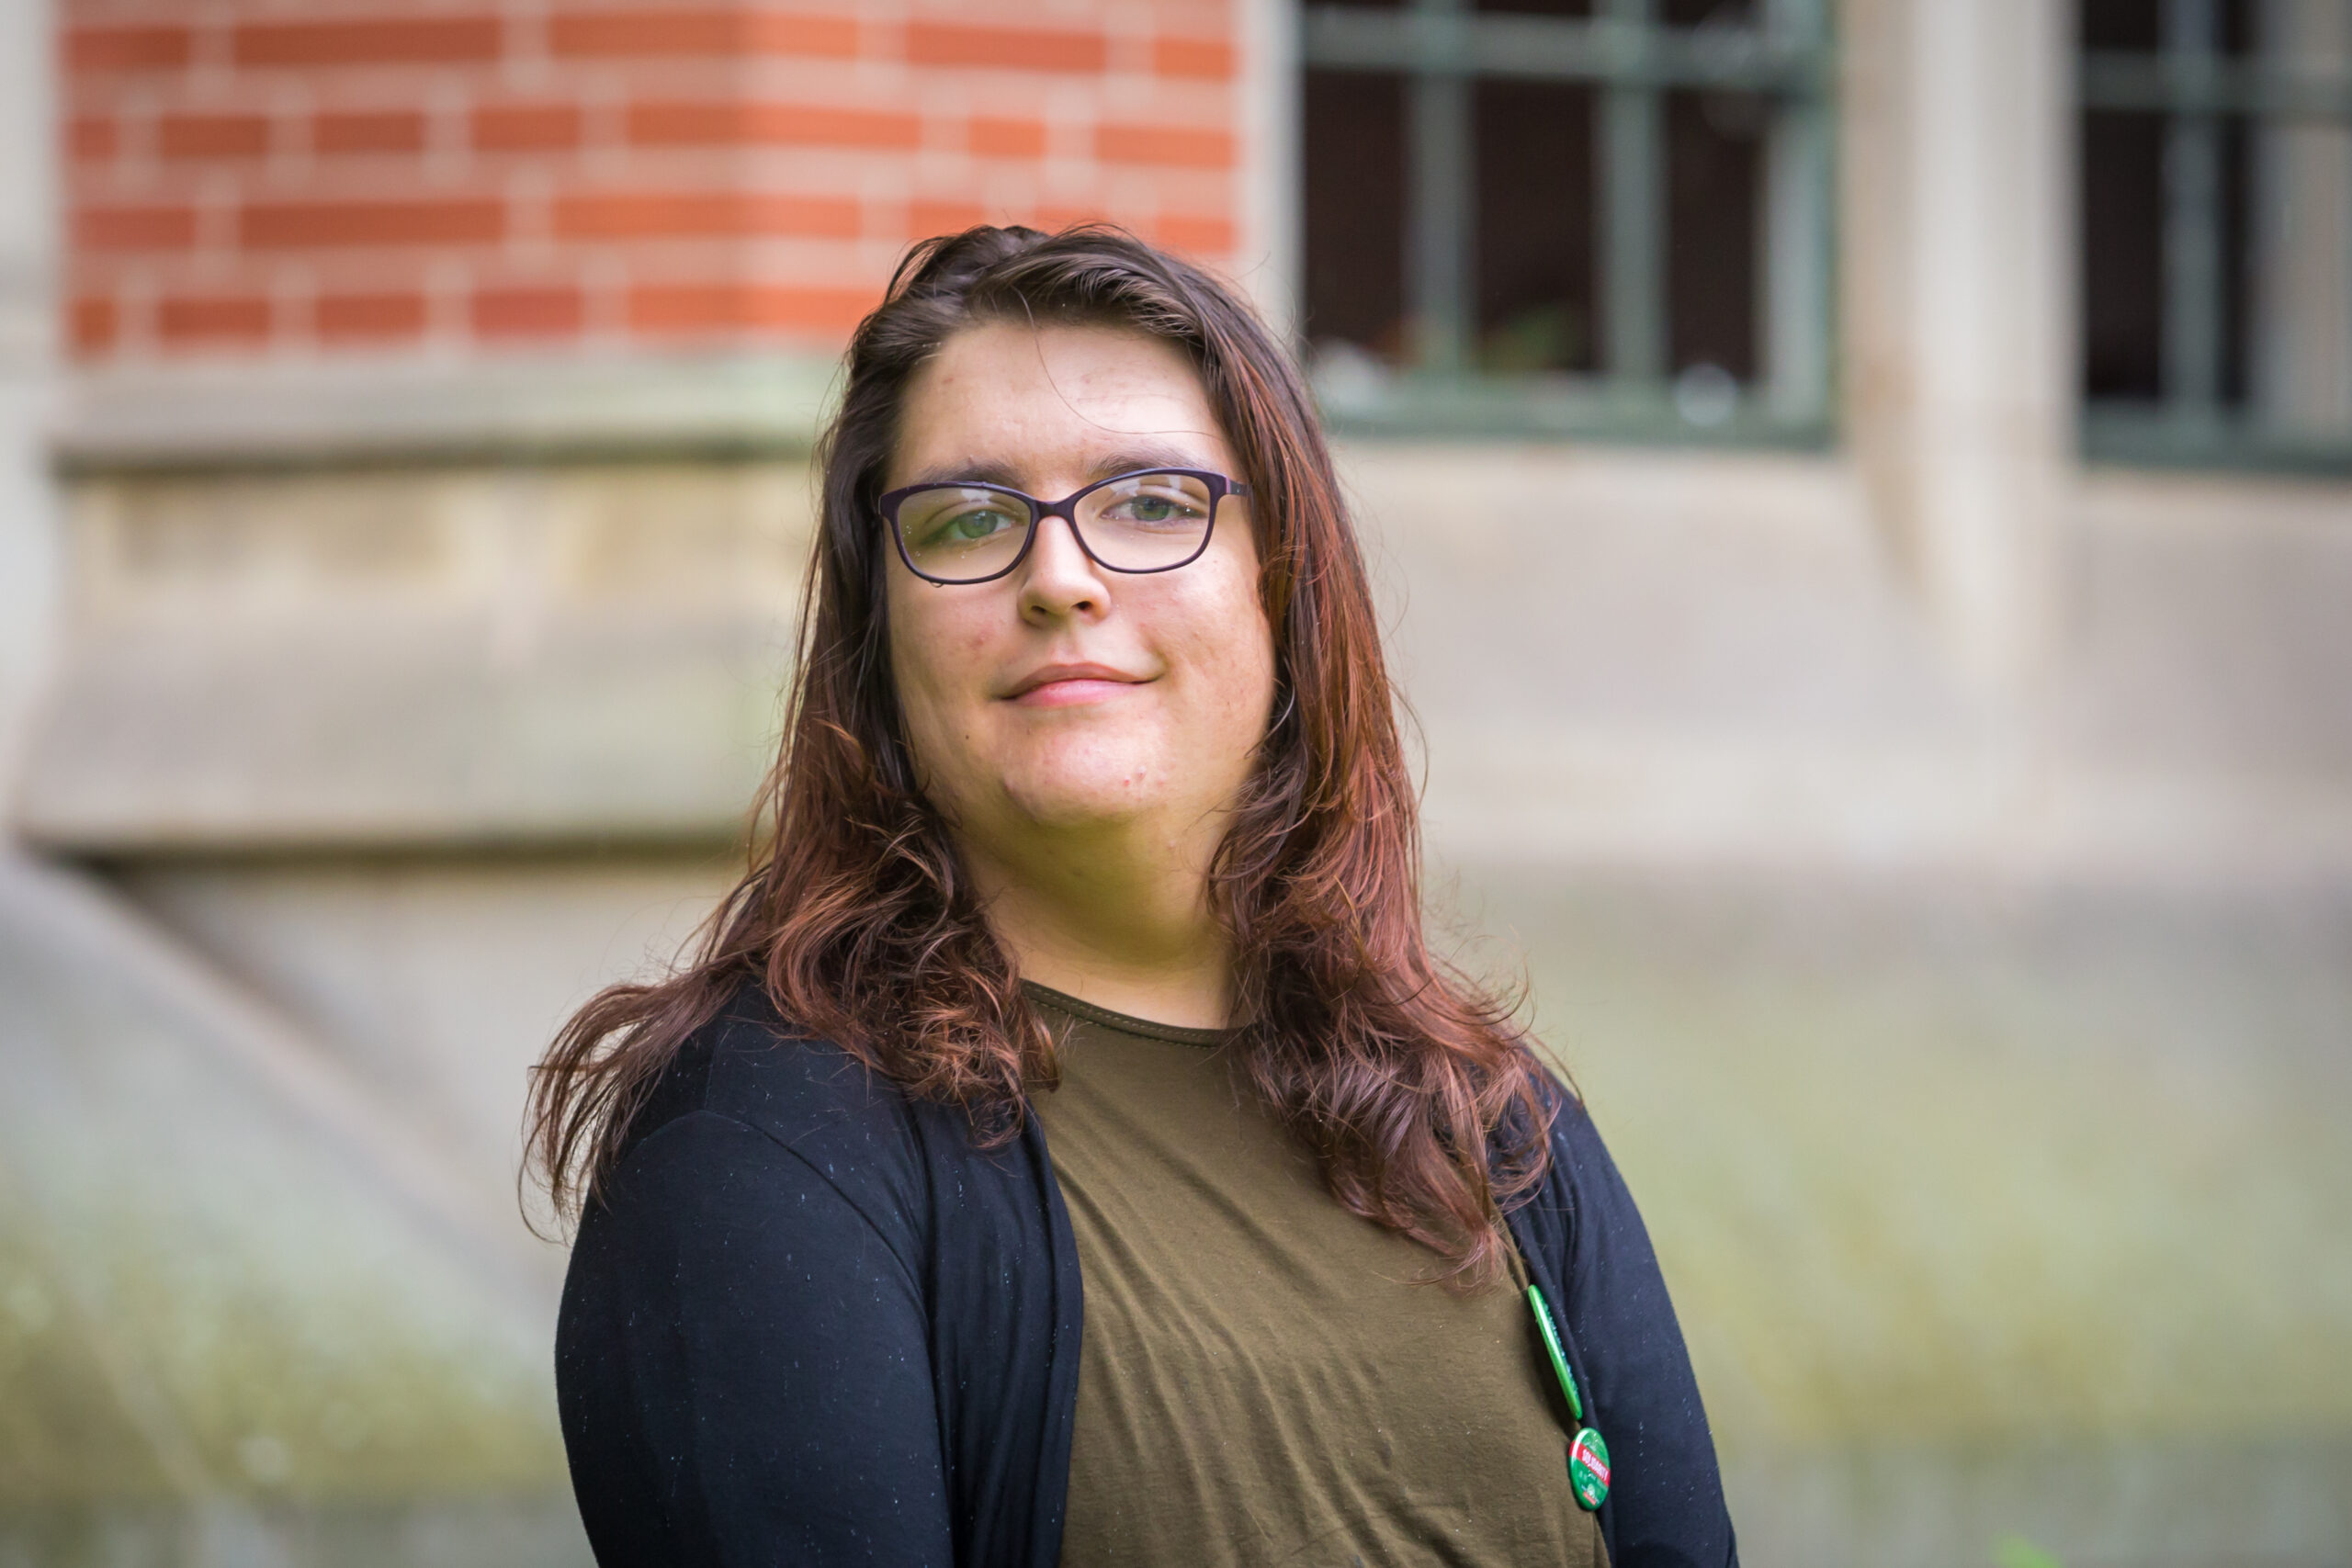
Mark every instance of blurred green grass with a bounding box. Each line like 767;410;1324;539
0;860;579;1563
1450;863;2352;1566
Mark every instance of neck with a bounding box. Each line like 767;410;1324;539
956;815;1234;1031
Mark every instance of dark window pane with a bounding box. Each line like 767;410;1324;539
2079;108;2256;407
2220;0;2256;55
2082;109;2164;400
1661;0;1755;27
1304;69;1408;365
1475;80;1598;374
2082;0;2257;54
1475;0;1592;17
1667;88;1762;380
2081;0;2157;51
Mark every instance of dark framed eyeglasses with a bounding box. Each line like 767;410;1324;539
877;468;1251;586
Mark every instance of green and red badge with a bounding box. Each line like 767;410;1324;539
1567;1426;1611;1510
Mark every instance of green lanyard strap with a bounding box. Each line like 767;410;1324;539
1523;1281;1585;1422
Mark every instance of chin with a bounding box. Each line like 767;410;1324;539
981;718;1165;818
995;759;1166;829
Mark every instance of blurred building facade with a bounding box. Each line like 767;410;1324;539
5;1;2350;1563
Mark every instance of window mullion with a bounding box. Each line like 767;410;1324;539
1761;0;1832;423
1601;0;1666;388
1408;0;1473;377
2163;0;2226;423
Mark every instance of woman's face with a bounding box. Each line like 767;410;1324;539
882;321;1276;863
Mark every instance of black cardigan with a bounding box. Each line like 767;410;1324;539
556;983;1738;1566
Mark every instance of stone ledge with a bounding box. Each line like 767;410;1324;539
51;352;841;474
1419;723;2352;888
13;616;790;853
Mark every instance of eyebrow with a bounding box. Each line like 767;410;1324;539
901;443;1211;493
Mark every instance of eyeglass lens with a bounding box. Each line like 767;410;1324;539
896;470;1217;582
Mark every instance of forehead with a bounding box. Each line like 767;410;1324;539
888;321;1231;489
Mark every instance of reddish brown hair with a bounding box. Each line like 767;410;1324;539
527;226;1549;1286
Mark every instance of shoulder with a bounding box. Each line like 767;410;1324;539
1506;1055;1646;1262
1500;1055;1601;1185
600;976;935;1243
1533;1064;1610;1178
1521;1056;1605;1172
620;976;912;1148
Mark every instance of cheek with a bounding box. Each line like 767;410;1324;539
1167;566;1276;730
887;588;995;761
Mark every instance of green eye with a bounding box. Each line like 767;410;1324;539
946;510;1013;540
917;505;1021;548
1101;490;1205;526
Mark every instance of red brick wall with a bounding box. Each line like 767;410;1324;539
63;1;1243;362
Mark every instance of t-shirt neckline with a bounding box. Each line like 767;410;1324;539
1023;981;1232;1049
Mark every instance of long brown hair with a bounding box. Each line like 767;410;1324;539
527;225;1549;1287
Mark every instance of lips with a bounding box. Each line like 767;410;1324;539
1001;661;1150;704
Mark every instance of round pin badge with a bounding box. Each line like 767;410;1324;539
1567;1426;1611;1511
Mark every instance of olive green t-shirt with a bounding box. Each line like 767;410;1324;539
1026;985;1605;1568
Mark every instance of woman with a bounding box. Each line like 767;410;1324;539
532;226;1736;1567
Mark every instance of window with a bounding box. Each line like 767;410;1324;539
1298;0;1836;443
2080;0;2352;468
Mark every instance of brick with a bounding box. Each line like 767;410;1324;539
158;113;272;161
314;110;426;156
159;294;273;344
554;191;859;240
967;116;1046;159
473;103;581;152
906;21;1106;73
1034;206;1105;235
909;200;989;237
628;101;919;151
242;198;504;249
1095;123;1233;169
70;117;120;163
628;281;876;335
550;9;858;60
316;290;428;341
71;295;119;355
1153;36;1235;79
472;285;582;337
67;26;191;73
233;17;502;68
1153;212;1236;254
75;204;198;251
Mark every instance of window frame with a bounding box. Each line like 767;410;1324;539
2077;1;2352;473
1295;0;1840;446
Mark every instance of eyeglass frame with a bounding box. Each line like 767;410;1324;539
876;467;1251;586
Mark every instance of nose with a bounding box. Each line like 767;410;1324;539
1016;513;1109;625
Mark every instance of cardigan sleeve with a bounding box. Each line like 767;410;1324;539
555;1109;957;1567
1554;1097;1739;1568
